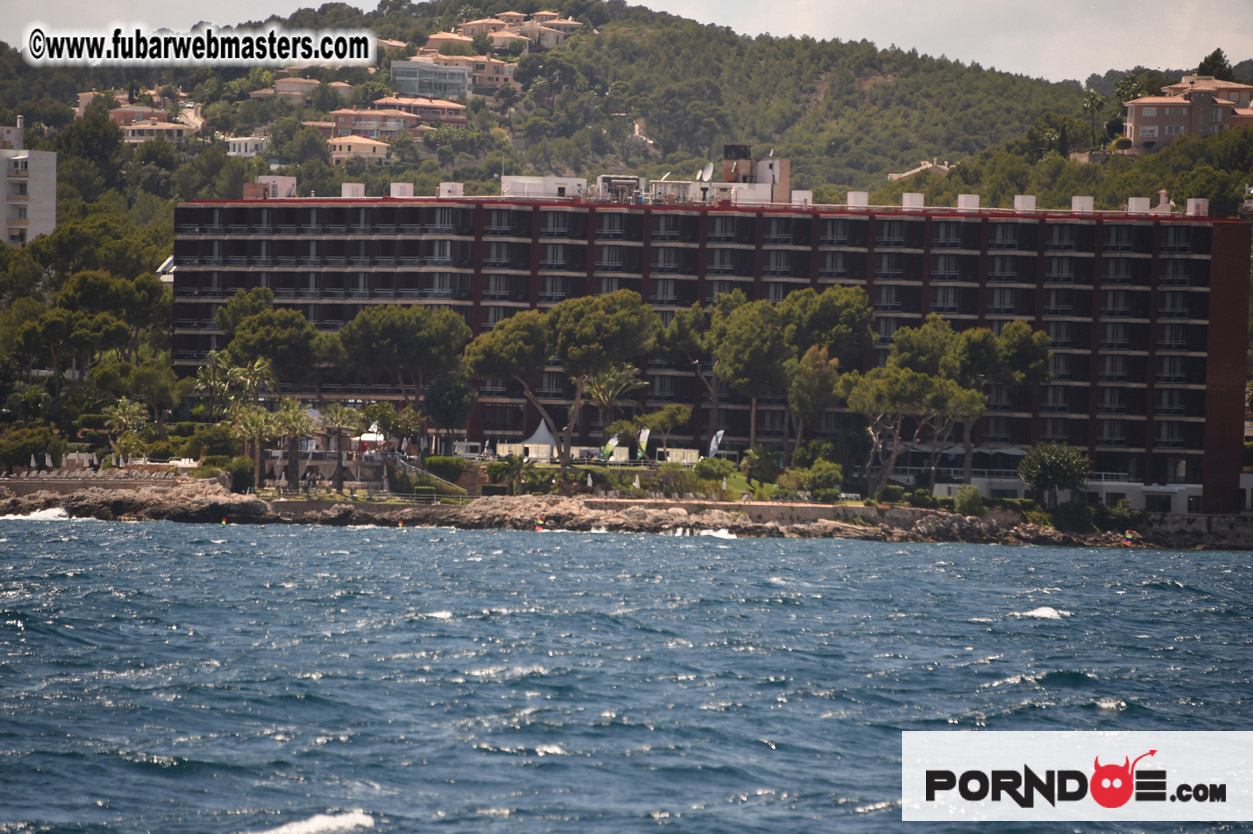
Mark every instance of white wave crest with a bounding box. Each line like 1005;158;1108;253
5;508;95;521
1013;606;1070;620
243;811;373;834
698;528;736;539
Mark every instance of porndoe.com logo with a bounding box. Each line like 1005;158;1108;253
902;732;1252;822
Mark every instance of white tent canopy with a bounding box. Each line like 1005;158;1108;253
522;421;557;448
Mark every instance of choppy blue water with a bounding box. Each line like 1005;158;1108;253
0;515;1250;833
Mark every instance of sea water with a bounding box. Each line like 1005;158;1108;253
0;518;1249;833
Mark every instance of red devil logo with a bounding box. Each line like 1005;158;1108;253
1091;750;1156;808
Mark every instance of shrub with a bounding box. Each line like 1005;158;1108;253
76;413;108;431
936;497;955;511
202;454;232;468
1050;501;1095;533
693;456;735;481
954;485;984;516
997;497;1040;513
806;459;844;492
144;440;185;461
879;484;906;503
740;445;781;486
425;456;472;483
907;488;937;509
1024;508;1053;527
169;422;201;438
225;456;255;493
186;424;241;460
1112;137;1132;150
1093;499;1147;532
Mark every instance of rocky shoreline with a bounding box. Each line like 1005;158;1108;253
2;480;1237;549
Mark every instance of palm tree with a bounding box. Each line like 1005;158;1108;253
103;398;149;461
320;403;363;493
230;357;276;407
194;349;230;419
230;404;277;491
1082;90;1106;149
494;454;533;496
585;363;648;439
273;398;314;488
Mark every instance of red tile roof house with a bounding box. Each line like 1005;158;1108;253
1123;74;1253;152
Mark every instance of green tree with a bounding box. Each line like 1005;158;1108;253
465;291;657;468
640;403;691;458
1018;442;1091;508
103;397;148;458
784;345;841;460
320;403;364;493
425;375;478;456
214;286;274;339
273;397;315;487
584;362;647;436
339;305;471;404
714;299;789;447
1197;48;1235;82
225;309;317;386
1082;90;1106;149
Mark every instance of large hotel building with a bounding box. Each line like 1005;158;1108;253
171;152;1251;514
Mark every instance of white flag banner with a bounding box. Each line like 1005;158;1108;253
708;430;725;457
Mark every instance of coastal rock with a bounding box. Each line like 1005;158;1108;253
1;481;277;524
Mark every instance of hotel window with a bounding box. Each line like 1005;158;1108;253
984;417;1010;442
653;246;678;272
1104;225;1133;250
765;217;790;243
540;212;568;236
1211;107;1223;121
876;252;900;277
485;241;509;266
599;212;624;238
653;278;676;303
1046;321;1070;346
767;249;790;275
932;285;958;312
877;219;904;246
429;239;452;264
822;218;848;244
432;207;453;230
933;221;961;247
1165;125;1184;135
542;243;565;268
1046;224;1076;250
1163;226;1191;252
1103;258;1130;283
1045;256;1073;282
990;223;1017;249
1139;125;1159;138
485;274;510;299
484;306;509;329
1102;322;1128;348
539;372;564;396
1044;386;1068;411
1042;418;1068;441
821;250;846;277
766;282;787;303
710;215;734;241
1141;107;1157;117
1157;388;1183;414
1098;420;1126;445
877;317;898;344
990;287;1015;314
1100;355;1127;380
988;384;1010;410
655;214;679;239
1045;288;1071;314
933;253;958;279
876;284;900;310
1158;355;1185;381
600;277;620;293
1049;354;1070;379
1100;388;1126;413
541;275;566;302
709;248;734;274
990;255;1016;280
1103;289;1129;315
598;245;622;269
1156;421;1183;446
709;280;732;299
1161;291;1188;317
1159;323;1187;349
487;209;511;233
650;374;675;400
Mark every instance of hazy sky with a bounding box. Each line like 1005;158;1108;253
6;0;1253;84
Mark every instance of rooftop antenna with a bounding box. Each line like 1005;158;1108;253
701;161;714;182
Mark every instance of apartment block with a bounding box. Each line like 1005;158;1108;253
390;57;473;100
2;120;56;245
170;170;1251;513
